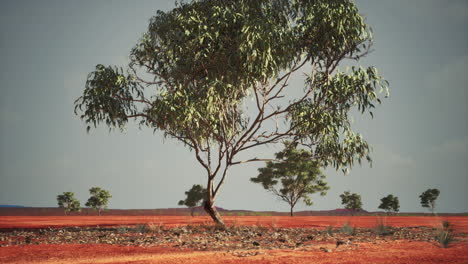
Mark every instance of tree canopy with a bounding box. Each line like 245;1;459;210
85;187;112;216
378;194;400;214
340;191;362;214
75;0;388;226
178;184;207;216
251;142;329;216
57;192;81;216
419;188;440;214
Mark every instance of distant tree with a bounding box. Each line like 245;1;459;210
178;184;207;217
419;188;440;215
251;142;329;217
74;0;388;227
85;187;112;216
340;191;362;215
378;194;400;215
57;192;81;216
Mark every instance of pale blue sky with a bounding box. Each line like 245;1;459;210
1;0;467;213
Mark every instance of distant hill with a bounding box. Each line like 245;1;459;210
0;205;27;208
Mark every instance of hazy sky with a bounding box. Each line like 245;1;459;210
1;0;467;213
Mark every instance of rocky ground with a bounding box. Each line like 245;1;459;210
0;223;459;253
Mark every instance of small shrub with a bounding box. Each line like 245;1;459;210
435;230;454;248
326;225;334;235
442;220;450;230
134;224;148;233
374;217;392;236
116;226;129;234
374;223;391;235
340;223;355;236
146;222;163;233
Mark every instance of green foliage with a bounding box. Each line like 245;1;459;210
378;194;400;214
74;0;388;225
340;222;355;235
251;142;329;216
442;220;450;230
178;184;207;207
435;230;454;248
419;189;440;214
116;226;129;234
85;187;112;216
135;224;148;233
178;184;207;216
374;217;392;236
339;191;363;214
56;192;81;215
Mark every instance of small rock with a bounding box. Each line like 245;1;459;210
336;240;345;247
320;247;332;253
252;241;260;246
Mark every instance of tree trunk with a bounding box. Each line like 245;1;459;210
203;200;225;227
290;206;294;217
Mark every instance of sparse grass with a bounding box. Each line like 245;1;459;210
116;226;129;234
340;223;355;236
374;217;392;236
435;229;454;248
134;224;148;233
442;220;450;230
374;223;392;236
326;225;334;235
434;220;454;248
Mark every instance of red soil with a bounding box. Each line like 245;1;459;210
1;216;467;264
1;241;467;264
1;215;467;232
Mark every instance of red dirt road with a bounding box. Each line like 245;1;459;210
1;216;467;264
1;215;467;231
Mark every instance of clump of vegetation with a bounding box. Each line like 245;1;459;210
340;223;355;236
435;220;454;248
442;220;450;230
326;225;334;236
134;223;162;233
373;217;393;236
435;229;454;248
134;224;148;233
116;226;129;234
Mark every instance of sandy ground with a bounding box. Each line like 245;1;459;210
0;215;467;264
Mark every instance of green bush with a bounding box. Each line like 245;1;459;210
116;226;129;234
340;223;355;236
435;230;454;248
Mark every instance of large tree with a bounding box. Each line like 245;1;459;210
419;188;440;215
75;0;388;226
85;187;112;216
340;191;363;215
178;184;207;216
251;142;329;216
378;194;400;215
57;192;81;216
